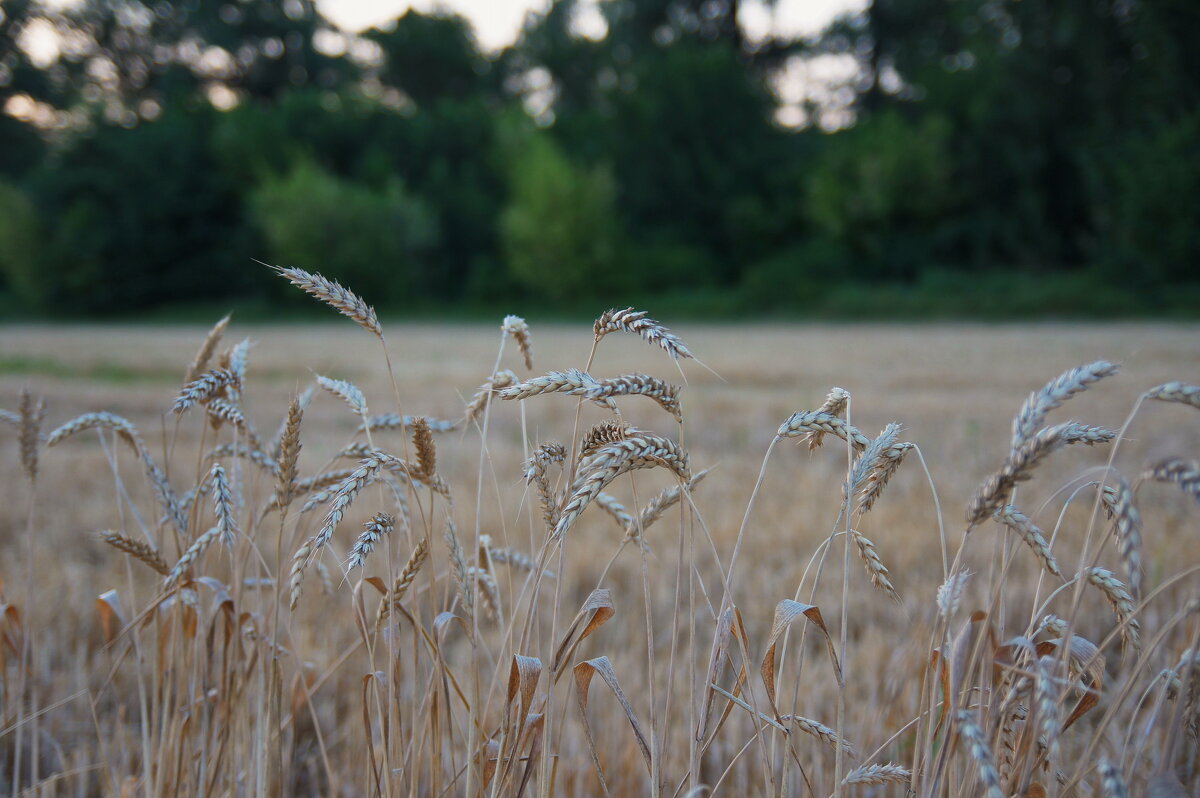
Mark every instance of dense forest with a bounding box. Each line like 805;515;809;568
0;0;1196;318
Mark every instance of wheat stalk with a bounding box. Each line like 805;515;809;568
994;505;1062;578
210;463;239;547
1144;382;1200;409
502;315;534;370
173;368;238;414
99;531;170;576
1086;567;1141;650
271;263;382;337
841;763;910;786
360;414;457;433
317;375;368;416
1099;478;1143;596
555;433;689;540
580;420;632;460
956;710;1004;798
776;410;870;451
461;370;519;428
18;389;45;481
347;512;393;571
165;526;220;589
593;307;693;360
1011;361;1118;449
1142;458;1200;503
586;374;682;422
376;537;429;626
849;529;899;601
499;369;616;410
275;397;303;507
967;421;1111;525
185;313;231;383
806;387;850;450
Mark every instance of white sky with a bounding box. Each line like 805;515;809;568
318;0;865;51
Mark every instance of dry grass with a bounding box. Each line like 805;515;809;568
0;309;1197;797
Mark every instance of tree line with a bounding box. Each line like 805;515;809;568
0;0;1196;318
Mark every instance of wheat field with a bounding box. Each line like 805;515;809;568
0;296;1197;797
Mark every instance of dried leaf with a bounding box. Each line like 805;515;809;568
761;599;841;720
574;655;652;791
552;589;614;676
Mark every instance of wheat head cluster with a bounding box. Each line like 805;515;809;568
0;267;1198;797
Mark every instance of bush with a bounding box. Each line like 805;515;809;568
251;158;438;304
500;133;625;300
0;180;43;308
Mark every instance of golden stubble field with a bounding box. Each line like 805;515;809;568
0;318;1196;797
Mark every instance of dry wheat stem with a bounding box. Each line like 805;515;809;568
956;710;1004;798
499;369;616;410
468;566;500;620
288;537;313;610
776;410;870;451
624;468;711;544
846;422;902;502
205;398;262;449
173;368;238;414
360;414;457;433
410;417;436;481
580;420;632;459
99;530;170;575
936;569;971;619
994;505;1062;578
858;440;914;514
967;421;1112;525
779;715;856;756
270;263;382;337
165;526;220;589
18;390;45;481
316;375;368;416
1142;458;1200;504
1098;758;1129;798
586;374;683;422
210;463;239;547
594;492;634;528
806;387;850;450
1011;361;1119;450
502;315;534;370
376;537;429;626
593;307;694;360
444;519;472;617
1145;382;1200;409
275;397;303;507
525;442;565;531
347;512;393;571
840;763;910;786
1099;478;1143;596
555;434;690;539
1085;567;1142;650
185;313;230;383
460;369;518;428
208;443;278;474
849;529;899;601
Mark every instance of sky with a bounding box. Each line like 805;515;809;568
317;0;865;51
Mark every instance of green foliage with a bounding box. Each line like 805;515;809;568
251;158;438;303
33;108;257;314
1089;111;1200;284
500;133;625;301
0;180;42;306
806;112;955;280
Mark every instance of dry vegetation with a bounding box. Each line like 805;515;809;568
0;279;1197;797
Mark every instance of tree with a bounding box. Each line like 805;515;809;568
500;132;624;300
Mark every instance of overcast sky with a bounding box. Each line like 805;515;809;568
317;0;865;51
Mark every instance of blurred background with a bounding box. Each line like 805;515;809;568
0;0;1196;320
